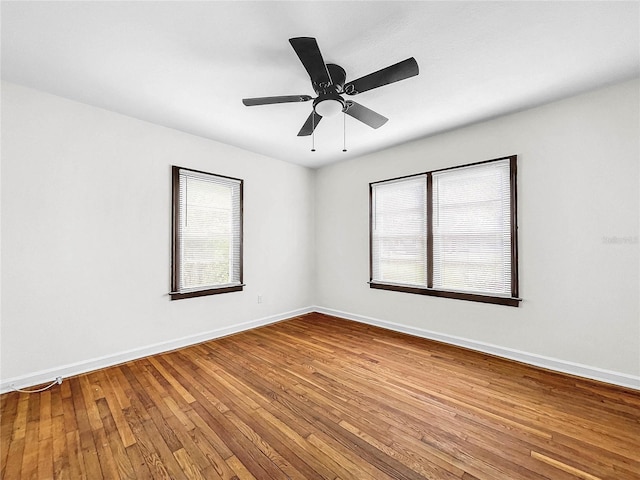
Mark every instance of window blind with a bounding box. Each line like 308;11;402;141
176;168;242;293
432;159;511;295
371;175;427;286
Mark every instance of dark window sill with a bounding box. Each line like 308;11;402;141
170;284;244;300
369;281;521;307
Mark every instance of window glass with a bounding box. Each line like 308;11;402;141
371;176;427;286
172;167;243;299
432;159;511;295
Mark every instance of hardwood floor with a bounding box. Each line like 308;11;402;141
2;312;639;479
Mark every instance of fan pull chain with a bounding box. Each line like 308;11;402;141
342;112;347;152
311;112;316;152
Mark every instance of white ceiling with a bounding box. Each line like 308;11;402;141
2;1;639;169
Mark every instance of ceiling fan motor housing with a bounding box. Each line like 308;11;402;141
312;63;347;116
327;64;346;91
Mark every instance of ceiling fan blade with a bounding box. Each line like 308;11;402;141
289;37;332;86
344;101;388;129
242;95;312;106
297;111;323;136
344;57;419;95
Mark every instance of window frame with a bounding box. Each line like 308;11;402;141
171;166;244;300
369;155;520;307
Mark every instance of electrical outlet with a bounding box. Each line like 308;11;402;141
258;294;263;304
56;376;63;385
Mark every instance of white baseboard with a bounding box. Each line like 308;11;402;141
313;306;640;391
4;305;638;394
0;306;314;394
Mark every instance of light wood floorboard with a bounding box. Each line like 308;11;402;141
2;312;639;479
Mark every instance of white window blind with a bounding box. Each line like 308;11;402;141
432;159;511;295
371;176;427;286
176;168;242;293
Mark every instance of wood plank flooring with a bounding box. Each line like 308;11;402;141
2;312;639;479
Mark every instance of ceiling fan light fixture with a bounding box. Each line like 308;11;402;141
313;92;345;117
314;98;344;117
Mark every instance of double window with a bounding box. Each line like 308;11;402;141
370;156;519;306
171;166;243;300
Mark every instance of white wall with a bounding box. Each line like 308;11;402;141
1;82;315;389
2;79;639;391
315;79;640;385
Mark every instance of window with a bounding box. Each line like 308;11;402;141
171;166;243;300
371;175;428;286
370;156;519;306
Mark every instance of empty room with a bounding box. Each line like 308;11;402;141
1;1;639;479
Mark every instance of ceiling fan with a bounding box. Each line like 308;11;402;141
242;37;419;137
